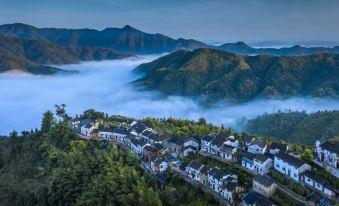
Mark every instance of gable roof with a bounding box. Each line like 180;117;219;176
242;191;274;206
184;136;200;144
202;135;214;142
241;151;256;161
250;139;267;148
275;153;306;168
143;145;158;153
187;160;203;170
254;175;274;187
211;133;228;147
254;154;270;163
209;167;227;180
270;142;288;152
222;181;238;191
200;165;210;175
320;141;339;154
184;145;196;151
220;144;236;152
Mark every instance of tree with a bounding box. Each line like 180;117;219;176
301;148;313;163
41;110;54;133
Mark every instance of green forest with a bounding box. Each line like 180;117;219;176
0;110;219;206
245;110;339;145
134;48;339;102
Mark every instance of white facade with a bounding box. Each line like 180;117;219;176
151;159;169;173
248;144;267;154
80;124;97;136
184;139;200;149
274;155;311;182
316;140;338;169
186;165;202;181
254;158;273;175
201;139;212;153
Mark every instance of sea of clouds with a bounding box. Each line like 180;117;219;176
1;55;339;135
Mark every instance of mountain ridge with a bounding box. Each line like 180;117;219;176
134;48;339;101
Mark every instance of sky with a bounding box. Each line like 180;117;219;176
0;0;339;45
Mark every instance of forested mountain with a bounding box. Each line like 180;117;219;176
218;41;339;56
245;111;339;145
0;110;218;206
1;23;339;56
0;23;206;54
0;35;130;74
134;48;339;101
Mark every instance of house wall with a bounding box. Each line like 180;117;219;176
201;140;211;153
274;156;310;182
184;140;199;149
254;159;273;175
248;145;266;154
253;181;277;197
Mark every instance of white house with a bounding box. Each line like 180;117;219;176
253;154;273;175
129;137;146;156
225;136;239;148
315;140;338;169
221;182;243;204
208;167;229;193
219;144;237;161
210;133;228;156
80;123;97;136
184;137;200;150
186;160;204;181
242;191;275;206
151;158;169;173
241;151;256;172
201;135;215;153
98;127;128;141
302;170;337;199
183;145;197;156
269;142;288;155
274;153;311;182
248;139;267;154
129;121;149;136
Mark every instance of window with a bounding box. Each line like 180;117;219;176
276;164;280;168
294;174;297;178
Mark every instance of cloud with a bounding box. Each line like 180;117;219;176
0;55;339;135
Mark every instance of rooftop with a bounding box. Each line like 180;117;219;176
242;191;274;206
187;160;203;170
275;153;306;168
253;175;274;187
320;141;339;154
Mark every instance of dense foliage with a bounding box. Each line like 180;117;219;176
0;111;219;206
134;48;339;101
0;35;129;74
245;110;339;145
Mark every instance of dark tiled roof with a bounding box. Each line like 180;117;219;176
202;135;214;142
84;123;94;129
320;141;339;154
275;153;306;168
143;145;158;153
184;145;196;151
220;144;236;152
153;143;163;150
166;137;184;146
243;135;255;142
242;191;273;206
254;175;274;187
254;154;270;163
250;139;267;148
184;137;200;144
200;165;210;175
209;167;227;180
302;170;329;186
222;181;238;191
241;151;256;161
270;142;288;152
130;122;148;134
130;137;145;147
187;160;203;170
211;133;228;147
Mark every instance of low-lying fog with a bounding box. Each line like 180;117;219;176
1;55;339;135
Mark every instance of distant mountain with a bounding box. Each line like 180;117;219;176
1;23;339;56
0;23;207;54
134;48;339;101
0;35;131;74
217;41;339;56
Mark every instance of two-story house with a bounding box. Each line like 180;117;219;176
253;175;277;197
302;170;337;199
208;167;229;193
210;133;228;156
269;142;288;155
186;160;204;181
274;153;311;182
201;135;215;153
315;140;338;169
248;139;267;154
151;158;169;173
254;154;273;175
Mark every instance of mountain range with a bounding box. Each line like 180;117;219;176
134;48;339;101
0;35;130;74
1;23;338;56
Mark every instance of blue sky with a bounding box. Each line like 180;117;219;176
1;0;339;44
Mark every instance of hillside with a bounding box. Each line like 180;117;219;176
245;111;339;145
0;54;72;75
134;48;339;101
0;35;131;74
0;23;207;54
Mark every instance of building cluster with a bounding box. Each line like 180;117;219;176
70;117;339;205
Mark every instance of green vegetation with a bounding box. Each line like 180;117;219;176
134;48;339;101
0;35;130;74
0;109;219;206
245;110;339;145
270;189;304;206
270;170;308;197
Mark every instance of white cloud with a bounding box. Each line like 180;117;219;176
0;55;339;135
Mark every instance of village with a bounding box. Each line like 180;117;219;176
70;115;339;206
